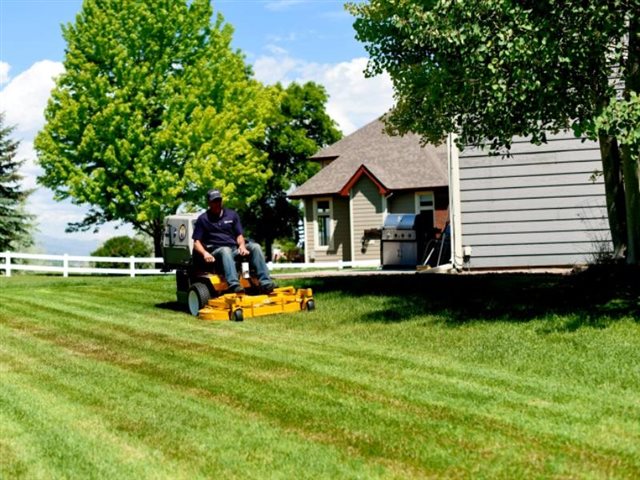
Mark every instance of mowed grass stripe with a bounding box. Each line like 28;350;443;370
1;275;639;478
1;324;388;479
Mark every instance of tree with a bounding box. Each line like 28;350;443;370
35;0;275;256
0;114;34;251
239;82;342;259
91;235;152;269
349;0;640;265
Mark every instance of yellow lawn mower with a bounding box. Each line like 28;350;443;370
162;214;315;321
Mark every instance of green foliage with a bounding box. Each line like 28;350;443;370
239;82;342;257
91;235;152;269
0;114;34;251
349;0;634;149
590;92;640;157
0;272;639;477
35;0;275;255
273;237;304;262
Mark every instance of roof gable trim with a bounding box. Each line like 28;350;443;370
339;164;390;197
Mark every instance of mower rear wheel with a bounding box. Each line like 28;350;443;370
188;282;211;316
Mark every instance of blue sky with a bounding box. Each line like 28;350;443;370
0;0;393;254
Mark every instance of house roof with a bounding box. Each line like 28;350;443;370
289;117;449;198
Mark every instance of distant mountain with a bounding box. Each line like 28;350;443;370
35;234;100;256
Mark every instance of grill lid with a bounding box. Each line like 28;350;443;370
383;213;418;230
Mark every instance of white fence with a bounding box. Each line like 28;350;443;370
0;252;381;278
0;252;167;277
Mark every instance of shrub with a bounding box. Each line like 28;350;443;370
91;236;152;269
273;238;304;263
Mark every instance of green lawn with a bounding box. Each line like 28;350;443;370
1;269;639;479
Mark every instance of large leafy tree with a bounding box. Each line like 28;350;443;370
349;0;640;265
0;114;34;251
240;82;342;259
35;0;274;255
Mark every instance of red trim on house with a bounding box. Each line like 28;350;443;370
339;165;390;197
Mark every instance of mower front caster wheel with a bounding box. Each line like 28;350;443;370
188;282;211;316
231;309;244;322
305;299;316;311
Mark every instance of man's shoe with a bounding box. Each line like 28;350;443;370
261;282;276;294
231;285;245;294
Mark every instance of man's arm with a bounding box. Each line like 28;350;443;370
194;239;215;263
236;234;249;256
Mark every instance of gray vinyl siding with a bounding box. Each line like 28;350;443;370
304;196;351;262
459;132;611;268
388;192;416;213
352;176;384;261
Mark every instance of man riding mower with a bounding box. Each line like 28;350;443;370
162;190;315;321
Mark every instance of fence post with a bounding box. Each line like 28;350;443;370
130;256;135;277
3;251;11;277
338;259;344;270
62;254;69;277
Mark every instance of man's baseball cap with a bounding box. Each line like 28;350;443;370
206;189;223;202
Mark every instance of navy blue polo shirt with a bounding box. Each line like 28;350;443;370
192;209;244;249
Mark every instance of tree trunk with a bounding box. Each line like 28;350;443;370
620;12;640;265
598;135;628;258
620;145;640;265
153;220;164;258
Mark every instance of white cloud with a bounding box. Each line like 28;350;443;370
253;53;300;85
0;60;133;253
0;61;10;85
0;60;63;137
253;52;394;134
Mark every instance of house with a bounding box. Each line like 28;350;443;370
290;118;449;264
448;131;612;269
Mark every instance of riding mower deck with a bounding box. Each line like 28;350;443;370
163;213;315;321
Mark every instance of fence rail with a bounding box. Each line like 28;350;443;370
0;252;167;277
0;252;380;278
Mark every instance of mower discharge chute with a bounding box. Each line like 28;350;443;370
162;214;315;321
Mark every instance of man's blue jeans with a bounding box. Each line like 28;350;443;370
211;242;273;289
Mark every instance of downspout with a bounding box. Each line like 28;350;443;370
302;199;310;264
448;133;463;270
349;190;355;262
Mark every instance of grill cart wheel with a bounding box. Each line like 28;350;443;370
188;282;211;316
305;299;316;311
231;309;244;322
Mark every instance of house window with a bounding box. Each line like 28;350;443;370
314;198;332;249
416;192;434;213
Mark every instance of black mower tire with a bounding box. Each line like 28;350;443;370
188;282;211;316
231;309;244;322
305;299;316;311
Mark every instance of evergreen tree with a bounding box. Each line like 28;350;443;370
0;114;34;251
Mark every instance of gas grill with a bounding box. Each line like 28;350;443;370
381;213;423;268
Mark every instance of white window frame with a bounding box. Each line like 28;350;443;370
415;191;435;224
313;197;333;251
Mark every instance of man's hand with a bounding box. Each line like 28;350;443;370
203;252;215;263
237;244;249;256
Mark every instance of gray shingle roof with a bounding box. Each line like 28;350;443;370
289;117;448;198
